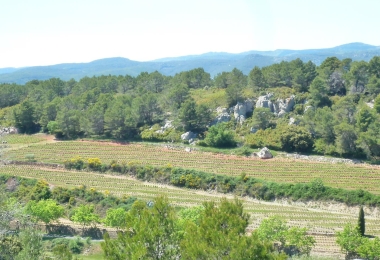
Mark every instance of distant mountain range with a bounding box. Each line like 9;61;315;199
1;42;379;84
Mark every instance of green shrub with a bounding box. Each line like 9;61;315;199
87;158;102;171
279;125;313;152
245;129;282;150
196;140;208;147
64;156;85;170
204;123;236;148
68;236;84;254
140;126;181;142
25;154;36;162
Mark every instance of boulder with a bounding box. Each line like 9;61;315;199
181;131;197;141
257;147;273;159
231;99;254;124
277;95;295;114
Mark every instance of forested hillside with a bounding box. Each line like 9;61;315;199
1;56;380;161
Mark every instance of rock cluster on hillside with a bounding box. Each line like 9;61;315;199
255;93;295;117
211;94;295;126
212;99;254;125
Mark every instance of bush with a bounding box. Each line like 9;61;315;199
245;129;282;150
279;125;313;152
88;158;102;171
64;156;85;170
196;140;208;147
204;123;236;148
313;139;336;155
140;125;181;142
69;236;85;254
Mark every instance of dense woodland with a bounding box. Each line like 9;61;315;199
1;56;380;160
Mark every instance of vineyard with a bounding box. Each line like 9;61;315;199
1;164;379;257
2;135;380;257
6;139;380;193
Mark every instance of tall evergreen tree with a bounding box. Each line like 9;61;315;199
358;206;365;236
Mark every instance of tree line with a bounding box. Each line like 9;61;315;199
1;56;380;160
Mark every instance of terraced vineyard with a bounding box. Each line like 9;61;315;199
6;140;380;193
2;164;379;257
3;136;380;258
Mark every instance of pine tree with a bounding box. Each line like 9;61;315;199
358;206;365;236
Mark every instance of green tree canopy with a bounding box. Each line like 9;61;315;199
103;207;128;230
279;125;313;152
26;199;64;224
251;107;273;130
308;77;330;107
71;204;100;228
13;100;39;134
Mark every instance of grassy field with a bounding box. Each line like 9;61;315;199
2;133;46;144
6;140;380;194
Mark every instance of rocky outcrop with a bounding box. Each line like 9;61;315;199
275;95;295;117
181;131;197;141
211;107;231;125
257;147;273;159
232;99;254;124
0;127;18;135
155;120;173;134
255;93;274;110
255;94;295;117
212;100;255;125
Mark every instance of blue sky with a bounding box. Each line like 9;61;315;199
1;0;379;68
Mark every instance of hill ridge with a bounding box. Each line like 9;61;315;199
1;42;379;84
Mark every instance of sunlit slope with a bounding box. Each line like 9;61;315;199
6;141;380;193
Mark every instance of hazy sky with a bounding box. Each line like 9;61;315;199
1;0;379;68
